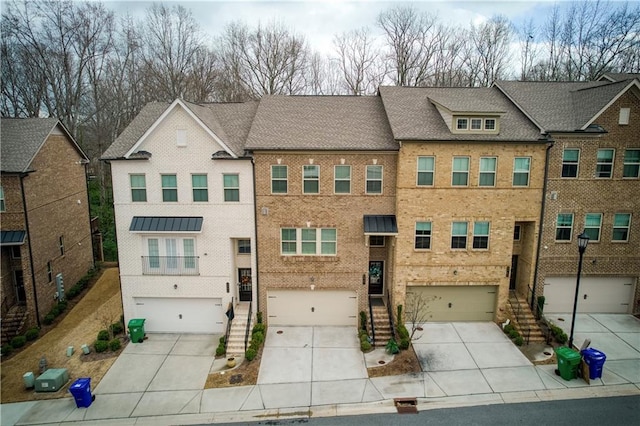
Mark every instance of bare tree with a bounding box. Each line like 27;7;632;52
518;19;538;81
307;53;343;95
404;292;440;340
333;27;385;95
464;15;513;86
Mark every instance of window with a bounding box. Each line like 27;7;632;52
456;118;468;130
148;239;160;268
479;157;497;186
161;174;177;202
584;213;602;242
514;224;521;241
451;221;468;249
595;149;614;178
0;185;4;211
223;174;239;201
281;228;337;255
366;165;383;194
562;149;579;178
619;108;630;125
238;239;251;254
473;221;490;249
452;157;469;186
303;165;319;194
612;213;631;241
623;149;640;178
191;174;208;202
176;129;187;146
130;175;147;202
334;165;351;194
513;157;530;186
11;246;21;259
271;165;288;193
415;222;432;249
47;261;52;282
417;156;434;186
484;119;496;130
555;213;573;241
369;235;385;247
146;237;197;271
471;118;482;130
59;236;65;256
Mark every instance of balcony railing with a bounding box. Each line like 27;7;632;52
141;256;199;275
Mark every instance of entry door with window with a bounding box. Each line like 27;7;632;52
238;268;252;301
14;270;26;303
510;255;518;290
368;261;384;295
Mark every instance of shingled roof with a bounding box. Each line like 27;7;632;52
1;118;86;173
598;72;640;82
495;79;639;132
378;86;542;142
245;95;397;151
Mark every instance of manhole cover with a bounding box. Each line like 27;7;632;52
229;374;243;384
378;360;386;365
277;330;283;334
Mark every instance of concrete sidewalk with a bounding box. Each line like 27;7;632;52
2;319;639;425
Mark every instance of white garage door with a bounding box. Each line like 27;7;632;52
544;277;634;314
134;297;224;333
267;290;357;326
406;286;497;321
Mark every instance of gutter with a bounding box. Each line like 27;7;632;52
20;173;41;328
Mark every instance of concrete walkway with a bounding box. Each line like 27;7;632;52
2;317;639;425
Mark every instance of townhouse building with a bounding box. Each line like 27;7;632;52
1;118;94;340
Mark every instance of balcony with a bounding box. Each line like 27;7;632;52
141;256;199;275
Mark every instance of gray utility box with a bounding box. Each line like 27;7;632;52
35;368;69;392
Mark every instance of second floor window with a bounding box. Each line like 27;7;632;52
161;174;177;202
146;237;196;271
192;174;208;202
452;157;469;186
613;213;631;241
415;222;432;249
0;185;5;211
513;157;530;186
366;165;383;194
59;236;65;256
584;213;602;242
451;221;468;249
334;165;351;194
238;239;251;254
623;149;640;178
281;228;337;255
555;213;573;241
271;165;288;193
223;174;240;201
303;165;319;194
417;156;434;186
562;149;579;178
595;149;614;178
479;157;497;187
473;221;490;249
130;174;147;202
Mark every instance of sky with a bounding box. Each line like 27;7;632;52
104;0;575;54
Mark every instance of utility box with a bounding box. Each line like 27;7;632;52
35;368;69;392
23;372;35;389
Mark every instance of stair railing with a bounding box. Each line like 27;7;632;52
224;297;234;353
508;295;531;345
385;288;396;341
243;300;253;352
368;295;376;348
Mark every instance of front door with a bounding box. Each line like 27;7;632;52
14;270;26;303
510;255;518;290
238;268;252;302
368;261;383;295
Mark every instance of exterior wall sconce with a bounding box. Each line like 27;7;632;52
453;270;458;275
310;276;315;290
506;266;510;277
173;284;178;289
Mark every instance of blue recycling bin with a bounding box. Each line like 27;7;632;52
581;348;607;380
69;378;94;408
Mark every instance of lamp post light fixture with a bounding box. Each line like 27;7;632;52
568;231;590;349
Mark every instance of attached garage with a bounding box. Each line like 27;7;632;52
134;297;224;333
543;277;634;313
406;285;497;321
267;290;358;326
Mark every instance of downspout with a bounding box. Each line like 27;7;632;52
531;138;554;311
20;173;41;328
83;160;96;268
250;155;260;314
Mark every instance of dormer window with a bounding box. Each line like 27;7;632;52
453;116;499;134
456;118;468;130
485;119;496;130
471;118;482;130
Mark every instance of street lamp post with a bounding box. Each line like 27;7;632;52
568;231;590;349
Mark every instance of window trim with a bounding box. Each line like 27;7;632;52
191;174;208;202
456;117;468;130
512;157;531;187
417;156;435;186
584;213;602;242
472;221;490;250
369;235;385;247
161;174;178;202
334;165;351;194
479;156;497;187
303;165;320;194
595;149;615;179
271;165;288;194
484;118;496;131
555;213;574;242
237;239;251;254
612;213;632;242
623;149;640;178
451;221;468;250
223;173;240;202
470;118;482;130
561;148;580;178
414;221;432;250
452;156;470;187
365;165;383;194
280;228;338;256
130;174;147;202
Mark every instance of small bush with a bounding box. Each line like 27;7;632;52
514;336;524;346
11;335;27;348
256;312;263;324
508;329;520;339
57;300;68;311
1;344;13;356
50;306;61;317
397;324;410;340
109;339;121;351
66;286;79;300
97;330;110;341
219;335;226;344
360;340;372;352
251;331;264;346
399;337;410;350
252;323;266;336
550;324;568;344
43;313;55;325
245;348;257;361
385;339;399;354
359;311;367;331
358;329;368;340
215;344;226;357
110;322;124;335
503;324;515;334
359;333;370;343
94;340;108;353
25;328;40;341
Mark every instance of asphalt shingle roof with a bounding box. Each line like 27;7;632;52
378;86;541;141
245;96;397;151
599;72;640;82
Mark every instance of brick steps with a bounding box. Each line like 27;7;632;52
1;305;28;346
508;296;547;344
226;304;253;356
370;305;393;347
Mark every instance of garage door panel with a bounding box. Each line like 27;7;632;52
544;277;634;314
268;290;357;326
406;286;496;322
134;297;224;333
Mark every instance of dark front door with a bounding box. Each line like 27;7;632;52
510;255;518;290
14;270;26;303
238;268;252;302
368;261;384;295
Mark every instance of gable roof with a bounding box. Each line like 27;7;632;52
1;118;87;173
494;79;639;132
101;99;257;160
378;86;541;141
245;95;397;151
598;72;640;82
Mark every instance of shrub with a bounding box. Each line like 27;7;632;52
219;335;226;344
399;337;410;350
550;324;568;344
43;313;55;325
1;344;13;356
110;322;124;335
94;340;108;353
508;329;520;339
109;339;121;351
57;300;68;311
97;330;110;341
245;348;257;361
397;305;403;323
397;324;410;340
252;323;266;336
358;329;368;340
256;312;263;324
385;338;399;354
359;333;370;343
251;331;264;346
50;306;61;317
514;336;524;346
360;340;372;352
66;286;79;300
215;343;226;357
503;324;515;334
359;311;367;331
25;328;40;341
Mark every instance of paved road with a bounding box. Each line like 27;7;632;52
213;395;640;426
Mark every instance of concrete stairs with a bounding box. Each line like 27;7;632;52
1;305;28;346
507;294;546;344
226;303;253;357
370;304;394;348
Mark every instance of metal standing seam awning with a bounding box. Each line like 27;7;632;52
129;216;203;233
363;215;398;236
1;230;26;246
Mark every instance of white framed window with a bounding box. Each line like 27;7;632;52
417;156;434;186
334;165;351;194
238;239;251;254
562;149;579;178
281;229;297;254
513;157;530;186
415;222;432;250
130;174;147;202
623;149;640;178
280;228;337;255
161;174;178;202
11;245;21;259
146;237;197;271
0;185;5;211
484;118;496;130
479;157;497;187
223;174;239;201
595;149;614;178
303;165;319;194
271;165;288;193
584;213;602;242
619;108;630;125
472;221;490;249
369;235;385;247
176;129;187;147
456;118;468;130
191;174;208;202
451;221;468;249
59;236;65;256
366;165;383;194
555;213;573;241
471;118;482;130
612;213;631;242
452;157;469;186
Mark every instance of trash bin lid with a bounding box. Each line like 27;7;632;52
581;347;606;359
128;318;145;327
71;378;90;388
555;347;581;360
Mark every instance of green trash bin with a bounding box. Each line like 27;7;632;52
128;318;146;343
555;347;581;380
